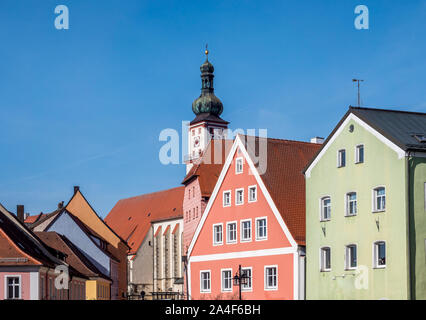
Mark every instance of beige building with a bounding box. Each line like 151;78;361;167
106;187;185;300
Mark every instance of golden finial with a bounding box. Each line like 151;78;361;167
205;44;209;58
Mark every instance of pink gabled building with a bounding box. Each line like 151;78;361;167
187;135;321;300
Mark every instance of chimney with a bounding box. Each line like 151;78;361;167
310;137;324;144
74;186;80;194
17;205;25;222
58;201;64;209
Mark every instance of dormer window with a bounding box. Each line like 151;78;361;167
413;134;426;143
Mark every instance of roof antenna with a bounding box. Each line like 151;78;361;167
352;79;364;107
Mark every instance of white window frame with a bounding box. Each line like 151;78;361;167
4;275;21;300
240;219;252;242
212;223;223;246
355;144;364;164
235;188;244;206
373;241;386;269
248;185;257;203
337;149;346;168
264;265;278;291
221;268;233;292
345;244;358;270
200;270;211;293
372;186;386;213
235;157;243;174
255;217;268;241
319;247;331;272
223;190;231;207
345;192;357;217
226;221;238;244
320;196;331;221
241;267;253;292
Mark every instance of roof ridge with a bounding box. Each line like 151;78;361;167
240;134;320;145
119;186;184;201
350;105;426;116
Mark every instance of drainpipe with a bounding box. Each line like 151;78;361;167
406;151;413;300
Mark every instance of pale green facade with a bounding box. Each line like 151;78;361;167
305;113;426;300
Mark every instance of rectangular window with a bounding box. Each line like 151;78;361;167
374;241;386;268
236;157;243;174
227;222;237;243
346;193;357;216
373;187;386;212
241;267;252;291
235;189;244;205
338;149;346;168
256;218;267;240
200;271;211;293
223;191;231;207
356;145;364;163
265;266;278;290
320;247;331;271
321;197;331;221
345;245;357;269
221;269;232;292
241;220;252;242
248;185;257;202
213;224;223;245
6;276;20;300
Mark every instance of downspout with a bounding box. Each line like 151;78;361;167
152;224;154;299
406;151;413;300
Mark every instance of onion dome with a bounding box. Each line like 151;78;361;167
192;48;223;116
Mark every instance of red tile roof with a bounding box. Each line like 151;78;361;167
182;139;234;197
105;187;184;254
241;136;322;245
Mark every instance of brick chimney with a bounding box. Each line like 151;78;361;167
74;186;80;194
17;205;25;223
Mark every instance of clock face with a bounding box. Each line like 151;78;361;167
194;136;200;147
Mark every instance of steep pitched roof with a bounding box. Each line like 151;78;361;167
0;203;65;268
45;209;120;263
182;139;234;197
105;186;184;255
241;136;322;245
66;188;130;250
303;106;426;175
35;231;111;281
350;106;426;151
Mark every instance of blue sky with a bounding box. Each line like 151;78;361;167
0;0;425;217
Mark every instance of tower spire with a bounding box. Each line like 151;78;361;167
192;47;223;116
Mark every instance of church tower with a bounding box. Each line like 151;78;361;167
186;48;229;173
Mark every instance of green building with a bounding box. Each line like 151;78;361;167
304;106;426;300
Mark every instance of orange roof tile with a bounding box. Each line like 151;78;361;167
182;139;234;197
105;187;184;254
241;136;322;245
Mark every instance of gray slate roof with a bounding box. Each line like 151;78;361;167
351;107;426;151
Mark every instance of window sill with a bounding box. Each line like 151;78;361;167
320;219;331;222
264;287;278;291
355;161;364;165
373;265;386;269
320;269;331;273
345;214;357;218
255;237;268;242
372;210;385;214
